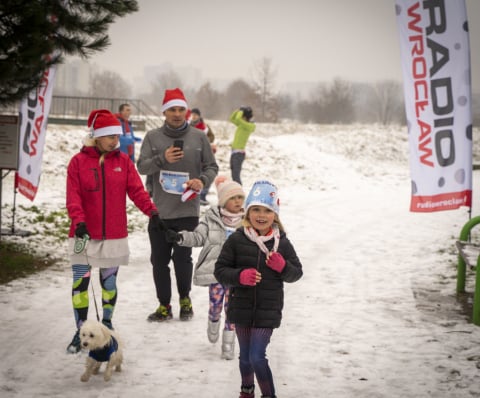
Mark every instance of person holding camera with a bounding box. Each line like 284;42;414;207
229;106;256;185
137;88;219;323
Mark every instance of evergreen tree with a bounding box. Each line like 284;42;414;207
0;0;138;106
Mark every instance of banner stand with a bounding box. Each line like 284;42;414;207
395;0;473;213
0;170;31;240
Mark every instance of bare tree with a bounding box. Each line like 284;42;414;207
223;79;257;118
251;57;278;122
323;78;355;124
191;82;222;119
89;70;132;98
276;93;295;120
366;80;404;125
296;98;323;123
142;70;183;112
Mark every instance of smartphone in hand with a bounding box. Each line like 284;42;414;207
173;140;184;150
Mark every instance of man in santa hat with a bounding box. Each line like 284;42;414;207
137;88;219;323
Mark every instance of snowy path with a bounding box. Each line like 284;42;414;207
2;125;480;397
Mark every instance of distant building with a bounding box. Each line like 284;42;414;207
55;58;92;96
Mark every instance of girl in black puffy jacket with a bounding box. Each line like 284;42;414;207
214;180;303;398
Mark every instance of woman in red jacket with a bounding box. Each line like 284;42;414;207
66;109;161;354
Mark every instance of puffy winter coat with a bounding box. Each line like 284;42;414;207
214;227;303;328
179;206;235;286
67;145;157;240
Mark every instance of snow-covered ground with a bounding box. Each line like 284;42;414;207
1;121;480;397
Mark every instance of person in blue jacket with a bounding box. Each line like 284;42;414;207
116;103;142;162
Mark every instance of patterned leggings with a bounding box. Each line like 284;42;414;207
71;264;119;329
209;283;234;331
236;326;275;397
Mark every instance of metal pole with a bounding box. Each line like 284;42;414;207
457;216;480;293
474;256;480;326
11;183;17;234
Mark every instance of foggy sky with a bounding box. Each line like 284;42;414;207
88;0;480;93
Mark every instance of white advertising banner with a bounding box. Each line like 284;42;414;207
16;64;57;201
396;0;473;212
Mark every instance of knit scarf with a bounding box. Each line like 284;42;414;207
219;207;244;228
244;225;280;255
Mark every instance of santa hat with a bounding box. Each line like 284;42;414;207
161;88;188;112
87;109;122;138
215;176;245;207
245;180;280;215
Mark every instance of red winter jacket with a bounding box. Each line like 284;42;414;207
67;145;157;240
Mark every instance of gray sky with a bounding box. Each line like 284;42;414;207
89;0;480;93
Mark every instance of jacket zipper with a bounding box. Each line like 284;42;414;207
252;248;261;327
101;162;106;240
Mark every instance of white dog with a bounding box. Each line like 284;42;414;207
79;320;123;382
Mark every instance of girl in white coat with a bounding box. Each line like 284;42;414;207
169;176;245;359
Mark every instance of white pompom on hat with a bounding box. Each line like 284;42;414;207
161;88;188;112
245;180;280;215
215;176;245;207
87;109;122;138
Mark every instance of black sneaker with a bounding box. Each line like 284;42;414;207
102;319;114;330
66;330;81;354
147;304;173;322
179;297;194;321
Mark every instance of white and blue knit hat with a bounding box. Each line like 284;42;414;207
245;180;280;215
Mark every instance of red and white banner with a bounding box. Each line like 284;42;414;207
16;62;57;201
396;0;473;212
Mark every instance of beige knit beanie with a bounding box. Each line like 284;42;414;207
215;176;245;207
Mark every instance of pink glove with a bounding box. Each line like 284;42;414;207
266;252;286;273
239;268;258;286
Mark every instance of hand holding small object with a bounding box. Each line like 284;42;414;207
75;222;90;239
165;145;183;163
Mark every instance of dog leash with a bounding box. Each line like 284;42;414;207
74;235;101;322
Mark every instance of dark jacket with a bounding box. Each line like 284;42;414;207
214;227;303;328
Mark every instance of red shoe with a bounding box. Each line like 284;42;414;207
239;385;254;398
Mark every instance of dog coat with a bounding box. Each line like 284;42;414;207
88;336;119;362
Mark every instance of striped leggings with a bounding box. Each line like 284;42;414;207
71;264;119;329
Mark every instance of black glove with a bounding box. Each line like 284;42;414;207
151;214;166;231
75;222;89;239
165;229;181;243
